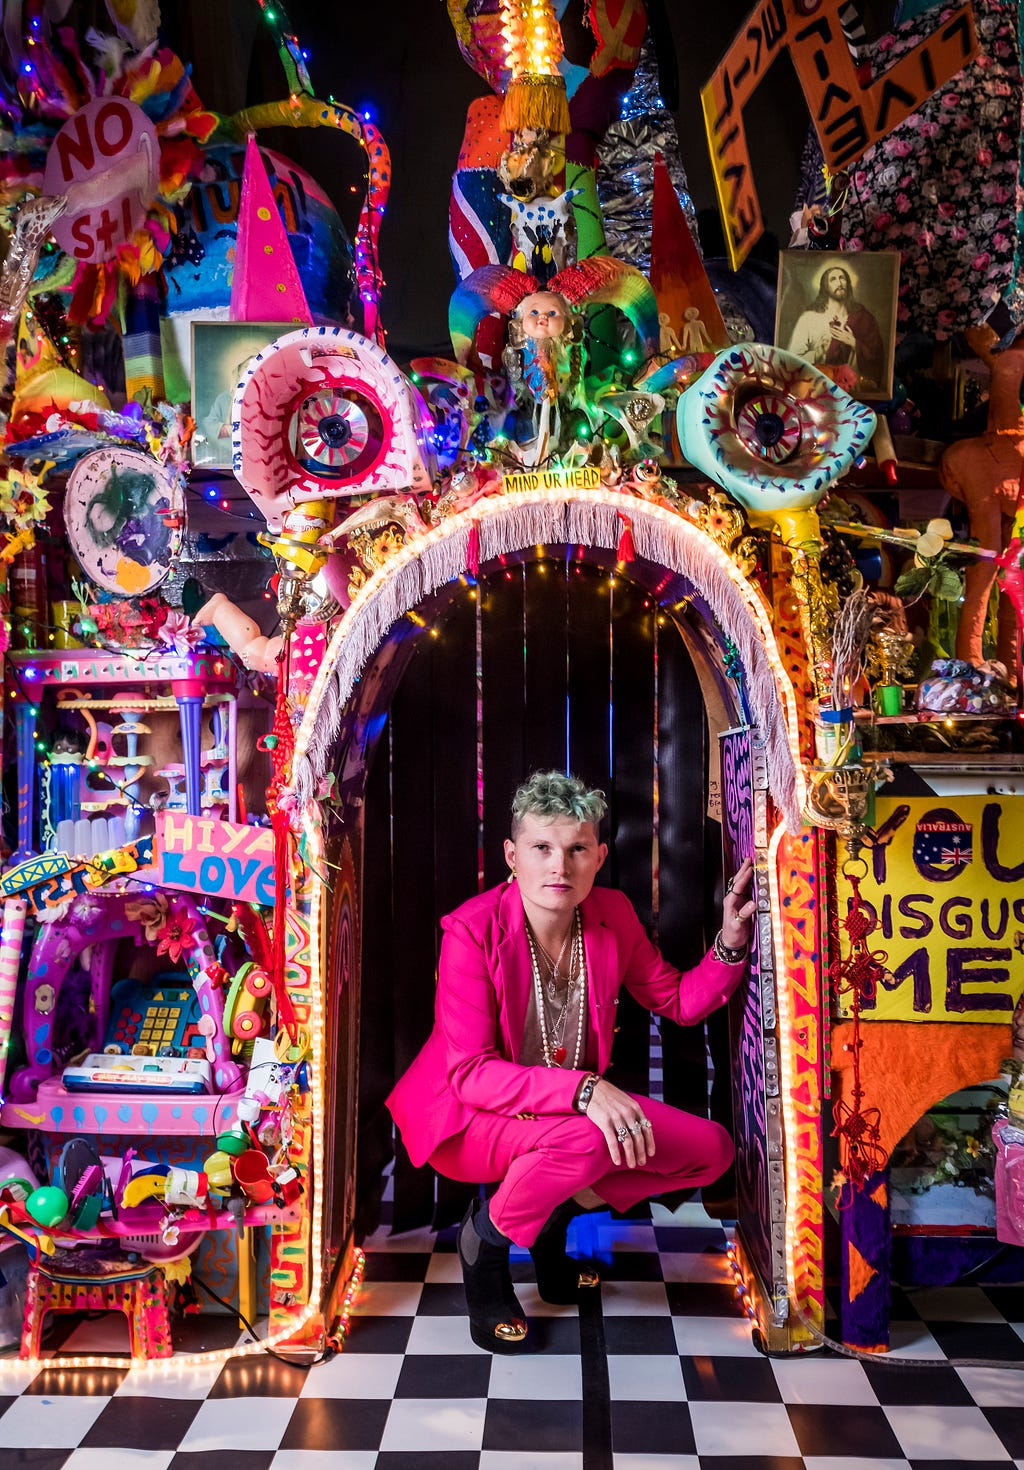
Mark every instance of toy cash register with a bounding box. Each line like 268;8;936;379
61;976;212;1093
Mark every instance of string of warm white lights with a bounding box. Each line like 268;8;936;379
293;487;807;820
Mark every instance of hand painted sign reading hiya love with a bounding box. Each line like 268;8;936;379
152;813;284;906
836;796;1024;1023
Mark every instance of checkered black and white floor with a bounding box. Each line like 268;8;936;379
1;1199;1023;1470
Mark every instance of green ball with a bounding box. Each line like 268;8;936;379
26;1185;69;1227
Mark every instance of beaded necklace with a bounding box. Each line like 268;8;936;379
525;908;586;1067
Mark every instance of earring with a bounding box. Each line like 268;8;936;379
507;867;517;885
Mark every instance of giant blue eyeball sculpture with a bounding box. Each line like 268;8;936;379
676;344;876;518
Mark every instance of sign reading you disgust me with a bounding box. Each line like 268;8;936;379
43;97;160;263
836;796;1024;1024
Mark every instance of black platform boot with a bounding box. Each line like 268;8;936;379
529;1199;600;1305
457;1199;528;1352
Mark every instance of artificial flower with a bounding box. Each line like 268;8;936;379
125;893;170;943
154;904;196;964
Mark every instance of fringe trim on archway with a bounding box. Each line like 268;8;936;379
292;495;803;831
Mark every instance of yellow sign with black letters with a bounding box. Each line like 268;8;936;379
835;795;1024;1024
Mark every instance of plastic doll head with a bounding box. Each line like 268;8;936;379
514;292;570;343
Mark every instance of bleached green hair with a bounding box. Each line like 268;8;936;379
510;771;607;837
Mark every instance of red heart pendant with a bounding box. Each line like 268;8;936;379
553;1046;566;1064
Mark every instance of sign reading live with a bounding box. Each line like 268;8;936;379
836;796;1024;1024
702;0;979;269
43;97;160;263
151;812;283;907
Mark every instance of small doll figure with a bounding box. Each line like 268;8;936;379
658;311;682;356
502;290;584;463
503;290;583;406
681;306;712;353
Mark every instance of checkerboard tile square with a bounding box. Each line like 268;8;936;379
884;1322;949;1360
394;1354;491;1399
169;1453;274;1470
599;1280;671;1315
63;1451;174;1469
424;1252;464;1284
884;1405;1014;1461
788;1404;905;1459
957;1366;1024;1407
864;1364;975;1407
0;1454;85;1470
607;1352;686;1401
479;1453;582;1469
696;1459;804;1470
415;1283;472;1316
660;1250;732;1284
612;1456;699;1470
270;1453;377;1470
298;1352;404;1399
981;1410;1024;1459
803;1459;910;1470
277;1397;390;1452
672;1314;762;1356
79;1396;201;1450
342;1314;415;1353
488;1353;582;1399
611;1399;695;1456
207;1359;310;1398
0;1393;109;1447
911;1290;1007;1324
375;1456;480;1470
380;1398;487;1454
680;1353;782;1402
361;1253;433;1282
666;1281;742;1316
771;1357;879;1406
176;1396;295;1454
350;1282;423;1318
688;1400;802;1457
603;1313;680;1354
482;1398;583;1453
924;1324;1024;1363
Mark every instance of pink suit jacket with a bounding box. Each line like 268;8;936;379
387;880;746;1167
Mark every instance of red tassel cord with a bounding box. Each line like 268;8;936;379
616;511;636;563
830;868;888;1202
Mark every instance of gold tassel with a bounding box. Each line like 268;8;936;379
500;73;571;136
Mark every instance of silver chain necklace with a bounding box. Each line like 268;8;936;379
526;908;586;1068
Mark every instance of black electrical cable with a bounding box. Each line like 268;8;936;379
191;1273;334;1367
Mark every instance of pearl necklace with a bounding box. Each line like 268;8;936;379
526;908;586;1068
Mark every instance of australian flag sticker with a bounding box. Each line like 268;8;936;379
913;817;973;872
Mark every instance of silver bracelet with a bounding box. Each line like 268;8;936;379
576;1073;600;1114
713;929;749;964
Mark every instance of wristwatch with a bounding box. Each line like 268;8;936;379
576;1073;601;1114
713;929;749;964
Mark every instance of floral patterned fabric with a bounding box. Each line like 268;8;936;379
839;0;1021;338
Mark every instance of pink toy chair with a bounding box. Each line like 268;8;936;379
20;1248;174;1360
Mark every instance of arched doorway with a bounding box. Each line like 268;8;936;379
292;488;804;1318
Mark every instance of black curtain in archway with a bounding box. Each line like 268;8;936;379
355;556;724;1238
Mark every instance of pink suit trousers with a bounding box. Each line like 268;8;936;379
387;881;746;1246
430;1090;734;1247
